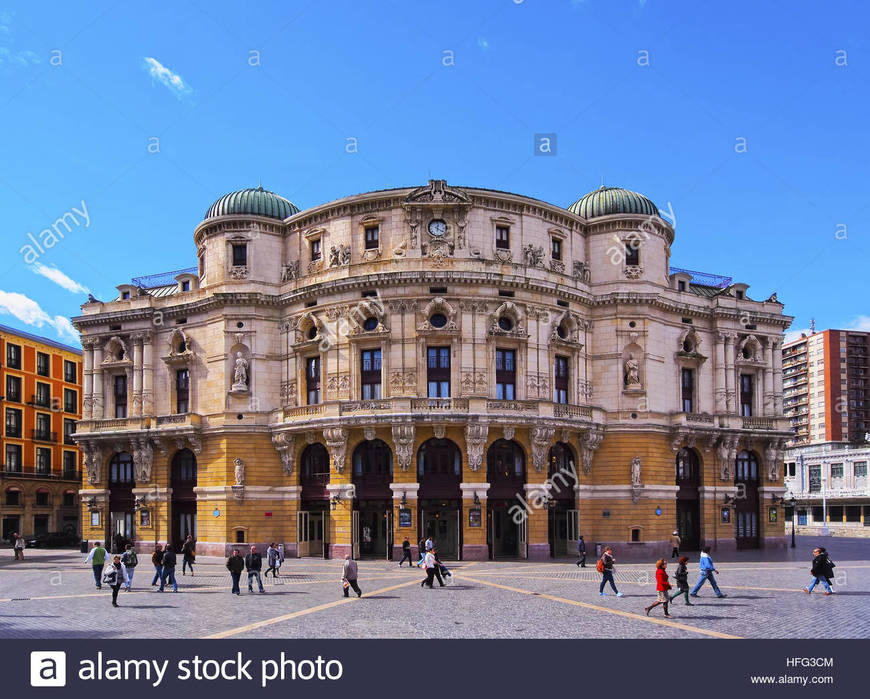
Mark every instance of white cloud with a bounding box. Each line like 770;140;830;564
30;262;90;295
0;10;14;33
784;327;812;344
844;315;870;332
0;289;80;344
142;57;192;98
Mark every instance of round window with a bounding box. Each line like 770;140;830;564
682;339;693;353
363;317;378;331
742;347;752;359
556;323;567;339
429;313;448;329
498;316;514;332
307;325;318;340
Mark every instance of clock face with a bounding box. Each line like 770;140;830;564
428;219;447;237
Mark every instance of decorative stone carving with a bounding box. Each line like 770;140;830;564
230;265;248;279
624;265;643;280
132;439;153;483
281;260;299;282
461;370;487;395
623;355;641;389
423;238;454;266
630;456;643;503
765;439;784;482
530;425;555;472
523;244;545;267
362;248;381;262
281;380;297;407
393;240;408;257
495;248;512;263
580;429;603;475
526;373;549;399
272;433;295;476
308;259;323;274
573;260;591;283
465;423;488;471
489;301;525;337
717;435;738;481
304;431;317;445
503;426;516;441
392;424;415;472
550;259;565;274
231;351;249;392
419;297;458;332
433;424;446;439
363;426;377;442
82;443;103;485
233;457;246;486
103;336;129;363
324;427;349;472
329;244;351;268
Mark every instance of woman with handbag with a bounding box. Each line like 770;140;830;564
104;555;130;608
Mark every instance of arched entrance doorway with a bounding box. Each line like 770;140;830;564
675;448;701;551
487;439;527;559
298;443;330;557
170;449;197;551
417;438;462;559
735;450;760;549
351;439;393;559
547;442;579;558
108;452;135;553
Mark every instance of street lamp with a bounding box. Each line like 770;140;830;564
773;494;797;549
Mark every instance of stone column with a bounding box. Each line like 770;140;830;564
714;332;726;413
772;339;783;414
724;333;736;414
459;482;489;560
142;333;154;415
83;340;94;419
92;342;104;419
131;335;143;417
763;340;774;416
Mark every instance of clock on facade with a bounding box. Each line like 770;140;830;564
428;219;447;237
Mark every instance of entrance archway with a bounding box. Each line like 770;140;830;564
417;438;462;559
298;443;330;557
735;450;760;549
487;439;527;559
547;442;579;558
675;448;701;551
171;449;197;551
108;452;135;552
352;439;393;558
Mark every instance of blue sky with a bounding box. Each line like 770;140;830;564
1;0;868;346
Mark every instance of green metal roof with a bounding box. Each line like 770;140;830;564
567;185;659;220
204;186;299;221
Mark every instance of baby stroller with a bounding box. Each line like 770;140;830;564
438;561;453;585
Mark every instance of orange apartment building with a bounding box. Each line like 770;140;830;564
1;323;82;543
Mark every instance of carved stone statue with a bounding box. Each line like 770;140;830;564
630;456;642;486
233;457;246;486
624;356;641;388
231;352;249;391
573;260;591;283
523;244;544;267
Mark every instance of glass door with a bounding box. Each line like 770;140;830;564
296;511;310;557
352;509;360;559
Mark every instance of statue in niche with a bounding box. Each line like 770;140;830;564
232;352;249;391
624;355;641;388
233;457;246;486
631;456;642;486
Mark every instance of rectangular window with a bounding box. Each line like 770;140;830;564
360;349;382;400
5;408;22;438
198;251;206;278
64;388;77;414
427;346;451;398
551;238;562;261
681;368;695;413
364;225;379;250
114;374;128;419
495;226;510;250
554;355;569;404
855;462;867;489
311;239;322;261
64;359;77;383
176;368;190;414
6;343;21;369
63;492;76;507
63;451;77;478
36;351;50;377
63;418;76;445
5;444;22;472
495;348;516;400
35;382;51;408
35;413;51;441
677;280;687;292
808;465;821;493
306;356;321;405
5;375;21;402
830;463;844;489
6;489;20;505
36;447;51;475
232;243;247;267
740;374;754;416
625;240;640;266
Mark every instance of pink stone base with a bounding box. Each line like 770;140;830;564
462;544;489;561
527;543;550;561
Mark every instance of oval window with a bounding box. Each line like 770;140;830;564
363;317;379;331
430;313;448;328
556;323;567;339
498;316;513;332
307;325;318;340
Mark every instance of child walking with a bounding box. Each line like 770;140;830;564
645;559;672;618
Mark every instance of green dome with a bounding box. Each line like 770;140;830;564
568;185;659;219
204;186;299;221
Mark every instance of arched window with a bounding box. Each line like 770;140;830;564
736;451;758;482
676;448;700;484
352;439;393;478
417;439;461;477
487;439;525;481
109;452;134;485
301;444;330;481
548;442;576;478
171;449;197;484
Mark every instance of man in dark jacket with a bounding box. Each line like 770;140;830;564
151;545;164;586
804;547;835;595
226;550;245;595
245;545;265;593
576;536;587;567
398;538;413;567
159;545;178;592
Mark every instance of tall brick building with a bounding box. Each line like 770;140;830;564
73;181;792;558
1;324;82;542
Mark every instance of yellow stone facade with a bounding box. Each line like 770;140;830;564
73;181;793;558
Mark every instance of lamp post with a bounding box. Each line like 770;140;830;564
774;494;796;548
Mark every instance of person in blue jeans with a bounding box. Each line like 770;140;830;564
150;545;164;586
598;547;624;597
804;547;835;595
159;545;178;592
690;546;727;598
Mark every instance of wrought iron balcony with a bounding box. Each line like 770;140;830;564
31;429;57;443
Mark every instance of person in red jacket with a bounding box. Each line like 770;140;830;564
645;559;672;618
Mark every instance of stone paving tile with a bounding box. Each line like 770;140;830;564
0;537;867;640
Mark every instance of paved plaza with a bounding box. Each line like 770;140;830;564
0;536;868;640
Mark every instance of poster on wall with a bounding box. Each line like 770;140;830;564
468;507;482;527
769;507;778;523
721;507;731;524
398;508;412;527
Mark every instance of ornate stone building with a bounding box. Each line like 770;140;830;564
73;180;792;558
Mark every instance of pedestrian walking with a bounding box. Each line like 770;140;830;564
159;545;178;592
85;541;108;589
181;535;196;576
689;546;726;598
150;545;164;586
245;545;265;593
341;554;362;597
120;543;138;591
421;548;438;589
265;543;279;578
12;532;24;560
398;538;413;567
113;532;125;556
104;555;130;608
425;536;434;552
644;559;673;618
575;535;587;567
669;556;694;606
226;549;244;595
597;546;624;597
433;549;451;584
670;531;681;559
803;546;836;596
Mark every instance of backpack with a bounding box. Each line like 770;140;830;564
124;551;138;568
596;557;605;574
102;567;118;585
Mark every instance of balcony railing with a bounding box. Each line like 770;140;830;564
63;434;76;445
339;399;393;414
28;394;52;409
1;467;81;481
742;417;774;430
410;398;470;412
553;403;593;419
31;429;57;443
485;399;538;412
